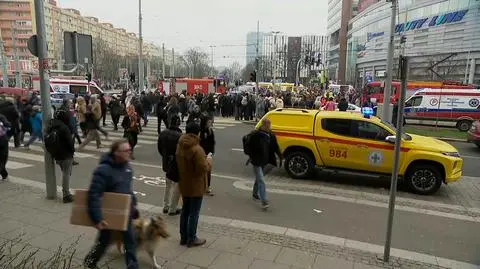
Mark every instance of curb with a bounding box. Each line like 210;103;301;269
241;121;257;125
5;176;480;269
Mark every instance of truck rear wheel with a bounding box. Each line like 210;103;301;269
406;164;443;195
456;120;472;132
284;151;314;179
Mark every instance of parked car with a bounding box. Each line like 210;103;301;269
467;120;480;148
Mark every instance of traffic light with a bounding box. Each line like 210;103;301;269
400;35;407;44
249;71;256;82
130;73;136;83
85;72;92;82
305;56;310;65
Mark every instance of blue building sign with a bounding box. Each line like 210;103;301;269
367;31;385;41
395;9;468;33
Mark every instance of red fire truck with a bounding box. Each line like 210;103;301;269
157;78;226;95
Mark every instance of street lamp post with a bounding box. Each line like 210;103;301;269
271;31;280;90
138;0;144;92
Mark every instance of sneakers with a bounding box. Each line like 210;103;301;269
187;238;206;248
207;187;214;196
261;201;270;209
63;194;74;204
73;160;79;166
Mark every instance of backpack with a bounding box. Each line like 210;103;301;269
241;96;248;106
166;155;180;182
44;120;62;160
242;131;254;156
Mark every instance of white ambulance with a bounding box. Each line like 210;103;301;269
32;76;104;96
404;88;480;131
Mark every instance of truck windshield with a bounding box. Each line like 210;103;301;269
381;120;412;141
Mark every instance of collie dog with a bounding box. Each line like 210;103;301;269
113;216;170;268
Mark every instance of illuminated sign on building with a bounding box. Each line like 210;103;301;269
395;9;468;33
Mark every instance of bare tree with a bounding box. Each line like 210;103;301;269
92;39;124;84
184;48;211;78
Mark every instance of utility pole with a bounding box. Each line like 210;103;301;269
0;31;8;86
171;48;175;77
209;45;215;76
255;20;260;88
162;43;165;79
383;55;408;262
33;0;56;199
12;21;21;87
138;0;144;92
382;0;397;122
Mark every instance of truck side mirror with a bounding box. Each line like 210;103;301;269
385;136;396;143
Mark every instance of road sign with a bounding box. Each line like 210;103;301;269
63;31;93;64
27;35;38;57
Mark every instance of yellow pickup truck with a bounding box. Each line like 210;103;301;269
257;109;463;195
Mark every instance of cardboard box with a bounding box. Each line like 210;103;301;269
70;189;132;231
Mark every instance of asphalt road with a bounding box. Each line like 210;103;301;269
5;116;480;265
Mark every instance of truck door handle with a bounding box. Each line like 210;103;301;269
356;144;368;148
319;138;329;142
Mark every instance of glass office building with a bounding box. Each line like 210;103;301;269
346;0;480;86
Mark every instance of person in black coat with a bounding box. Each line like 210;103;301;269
158;114;183;215
200;115;215;195
338;97;349;112
0;113;11;180
48;110;75;203
246;118;282;209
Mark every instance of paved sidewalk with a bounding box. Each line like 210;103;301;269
0;181;473;269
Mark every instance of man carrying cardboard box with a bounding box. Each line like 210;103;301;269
83;139;139;269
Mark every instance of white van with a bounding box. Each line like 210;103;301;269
32;76;104;96
404;88;480;131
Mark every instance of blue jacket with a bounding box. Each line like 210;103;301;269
87;154;137;225
30;112;42;135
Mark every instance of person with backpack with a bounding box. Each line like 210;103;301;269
0;113;11;180
166;96;180;128
158;114;183;215
242;118;282;209
78;105;103;150
44;110;75;203
23;106;42;149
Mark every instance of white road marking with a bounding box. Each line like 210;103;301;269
6;161;34;169
232;180;480;223
313;209;323;213
462;155;480;160
231;148;243;152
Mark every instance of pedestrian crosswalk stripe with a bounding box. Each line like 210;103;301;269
9;151;47;162
6;161;34;169
8;142;94;158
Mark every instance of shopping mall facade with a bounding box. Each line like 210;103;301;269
345;0;480;87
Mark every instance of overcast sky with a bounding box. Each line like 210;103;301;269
59;0;328;67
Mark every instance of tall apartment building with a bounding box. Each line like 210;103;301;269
0;0;162;76
258;34;328;83
0;0;35;74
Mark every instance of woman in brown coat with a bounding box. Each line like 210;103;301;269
176;122;212;247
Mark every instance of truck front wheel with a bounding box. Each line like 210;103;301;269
284;151;314;179
456;120;472;132
405;164;443;195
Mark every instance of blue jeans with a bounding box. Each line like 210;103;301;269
84;219;138;269
180;197;203;243
253;165;267;202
